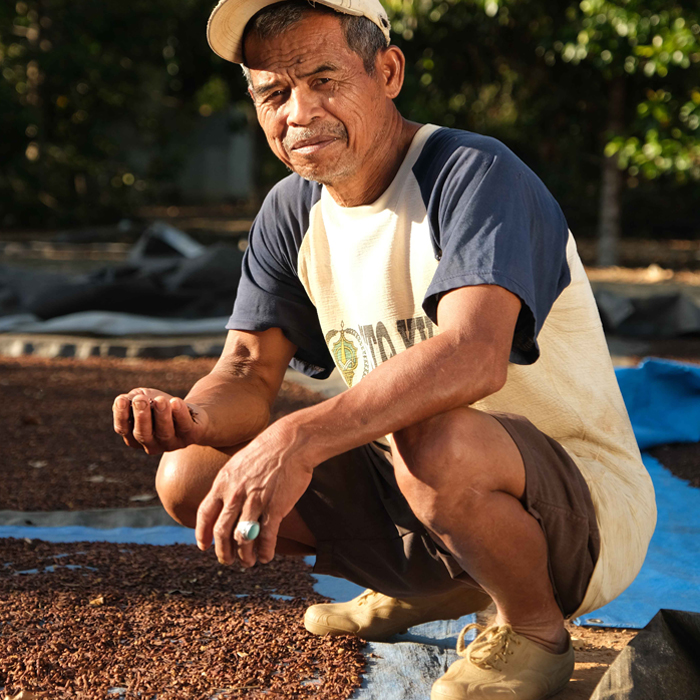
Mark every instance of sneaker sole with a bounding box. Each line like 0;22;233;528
303;617;409;641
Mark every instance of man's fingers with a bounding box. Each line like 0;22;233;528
113;388;187;453
152;396;178;450
234;499;265;568
112;395;131;429
113;395;140;449
196;486;243;567
256;513;281;565
131;396;160;454
195;493;220;552
171;398;198;444
212;503;241;566
125;387;149;398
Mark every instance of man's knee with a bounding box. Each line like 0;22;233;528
392;408;524;527
394;409;487;489
156;445;230;528
156;450;197;528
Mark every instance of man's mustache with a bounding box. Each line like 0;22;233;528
284;124;348;151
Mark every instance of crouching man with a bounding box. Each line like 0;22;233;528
113;2;655;698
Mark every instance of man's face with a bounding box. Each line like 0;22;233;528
244;13;388;186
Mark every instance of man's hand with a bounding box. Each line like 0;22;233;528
195;420;314;568
113;388;209;455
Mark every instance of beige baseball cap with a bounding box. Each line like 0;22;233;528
207;0;391;64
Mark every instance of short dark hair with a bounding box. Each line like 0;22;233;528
241;0;386;84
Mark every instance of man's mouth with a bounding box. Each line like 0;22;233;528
289;136;337;154
284;126;347;158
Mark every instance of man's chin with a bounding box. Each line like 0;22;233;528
290;162;348;186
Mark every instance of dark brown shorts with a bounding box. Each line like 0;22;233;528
295;412;600;619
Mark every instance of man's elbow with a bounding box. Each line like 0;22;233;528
470;360;505;402
445;356;508;407
485;362;508;397
475;349;509;401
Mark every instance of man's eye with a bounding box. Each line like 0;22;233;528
265;89;286;103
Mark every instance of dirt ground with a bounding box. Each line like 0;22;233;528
3;354;697;698
0;356;322;512
556;625;636;700
0;538;364;699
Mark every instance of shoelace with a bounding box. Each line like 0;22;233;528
356;590;382;606
456;623;521;670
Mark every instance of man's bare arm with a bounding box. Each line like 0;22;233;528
282;284;521;462
182;328;297;446
197;283;522;565
112;327;297;454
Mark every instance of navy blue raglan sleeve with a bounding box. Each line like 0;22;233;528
226;175;334;378
414;130;571;365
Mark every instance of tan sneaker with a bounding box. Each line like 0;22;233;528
431;623;575;700
303;587;492;642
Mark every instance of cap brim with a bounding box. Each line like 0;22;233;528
208;0;386;65
207;0;282;64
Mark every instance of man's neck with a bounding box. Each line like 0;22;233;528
324;115;422;208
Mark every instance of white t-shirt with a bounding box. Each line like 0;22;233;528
228;124;656;619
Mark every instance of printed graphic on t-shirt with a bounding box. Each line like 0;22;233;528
325;315;436;386
325;322;369;387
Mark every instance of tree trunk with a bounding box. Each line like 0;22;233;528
597;76;626;267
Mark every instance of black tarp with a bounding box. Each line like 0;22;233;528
0;224;244;321
596;289;700;338
591;610;700;700
3;223;700;340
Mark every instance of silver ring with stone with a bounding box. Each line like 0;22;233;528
236;520;260;541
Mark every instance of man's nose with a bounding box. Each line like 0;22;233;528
285;87;324;127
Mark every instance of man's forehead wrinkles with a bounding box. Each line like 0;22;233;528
252;41;315;72
248;28;351;73
298;63;340;79
250;59;343;96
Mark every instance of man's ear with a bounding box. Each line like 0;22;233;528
377;46;405;99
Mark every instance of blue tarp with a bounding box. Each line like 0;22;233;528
576;453;700;628
576;359;700;628
616;358;700;449
0;525;196;545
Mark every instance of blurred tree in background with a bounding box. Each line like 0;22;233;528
2;0;699;260
0;0;245;228
387;0;700;262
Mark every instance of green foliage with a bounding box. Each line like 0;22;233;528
0;0;244;227
471;0;700;181
2;0;698;234
195;76;232;116
385;1;518;134
607;87;700;181
386;0;700;235
386;0;604;230
560;1;699;76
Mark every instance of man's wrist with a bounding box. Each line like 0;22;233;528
187;394;270;449
272;411;330;471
